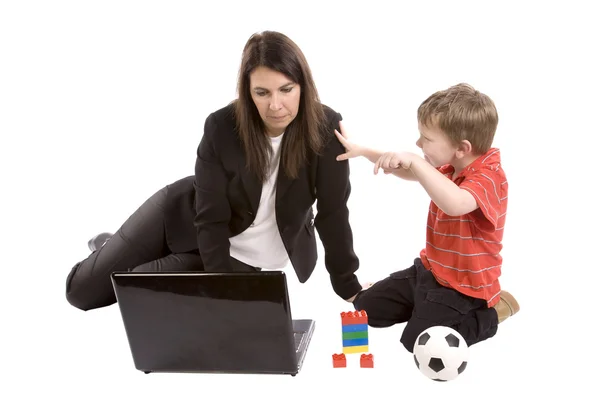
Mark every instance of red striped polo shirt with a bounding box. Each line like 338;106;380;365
419;148;508;307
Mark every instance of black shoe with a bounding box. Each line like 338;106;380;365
88;232;113;252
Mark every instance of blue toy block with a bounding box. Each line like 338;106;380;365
342;338;369;347
341;323;368;333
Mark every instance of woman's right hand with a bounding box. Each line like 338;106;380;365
334;121;365;161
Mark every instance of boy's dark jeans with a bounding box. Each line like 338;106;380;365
353;258;499;352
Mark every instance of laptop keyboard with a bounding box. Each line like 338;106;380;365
294;332;303;352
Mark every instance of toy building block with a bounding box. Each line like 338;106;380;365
343;345;369;354
332;353;347;368
360;353;374;368
341;310;368;325
341;310;369;354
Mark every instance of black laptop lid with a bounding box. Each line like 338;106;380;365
111;271;297;374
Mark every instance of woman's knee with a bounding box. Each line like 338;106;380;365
65;266;91;310
66;288;114;312
65;263;114;311
65;291;94;311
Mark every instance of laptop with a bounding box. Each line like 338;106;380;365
110;270;315;376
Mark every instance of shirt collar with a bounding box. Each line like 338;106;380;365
449;148;502;181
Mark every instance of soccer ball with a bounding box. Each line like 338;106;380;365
412;326;469;382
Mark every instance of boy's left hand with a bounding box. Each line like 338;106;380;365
334;121;365;161
374;151;416;174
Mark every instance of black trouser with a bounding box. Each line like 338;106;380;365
65;186;258;311
353;258;499;352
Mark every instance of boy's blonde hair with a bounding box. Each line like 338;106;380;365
417;83;498;154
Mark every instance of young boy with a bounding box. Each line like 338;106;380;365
335;83;519;352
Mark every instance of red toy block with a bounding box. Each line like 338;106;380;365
360;353;374;368
332;353;347;368
341;310;368;325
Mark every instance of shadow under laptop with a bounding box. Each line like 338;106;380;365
111;271;315;376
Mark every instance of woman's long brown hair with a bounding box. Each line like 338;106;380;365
234;31;327;181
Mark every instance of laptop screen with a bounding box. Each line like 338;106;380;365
111;271;298;374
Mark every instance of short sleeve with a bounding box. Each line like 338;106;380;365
459;168;507;232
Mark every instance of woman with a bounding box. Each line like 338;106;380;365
65;31;364;311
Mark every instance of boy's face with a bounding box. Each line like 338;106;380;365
416;122;458;168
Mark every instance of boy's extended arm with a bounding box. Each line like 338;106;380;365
360;148;417;181
333;126;415;180
408;156;478;216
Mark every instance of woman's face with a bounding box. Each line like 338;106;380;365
249;66;301;137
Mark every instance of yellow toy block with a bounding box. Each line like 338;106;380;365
342;345;369;354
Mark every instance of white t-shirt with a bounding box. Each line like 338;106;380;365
229;132;290;269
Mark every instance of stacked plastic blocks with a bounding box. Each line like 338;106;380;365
341;310;369;354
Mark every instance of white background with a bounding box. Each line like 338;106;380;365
1;0;598;398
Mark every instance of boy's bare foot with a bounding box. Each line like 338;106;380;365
493;290;520;323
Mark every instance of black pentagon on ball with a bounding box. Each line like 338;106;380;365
445;333;460;347
414;354;420;368
418;332;431;345
458;361;467;374
428;357;445;372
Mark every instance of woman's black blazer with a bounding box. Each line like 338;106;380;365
162;103;361;300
